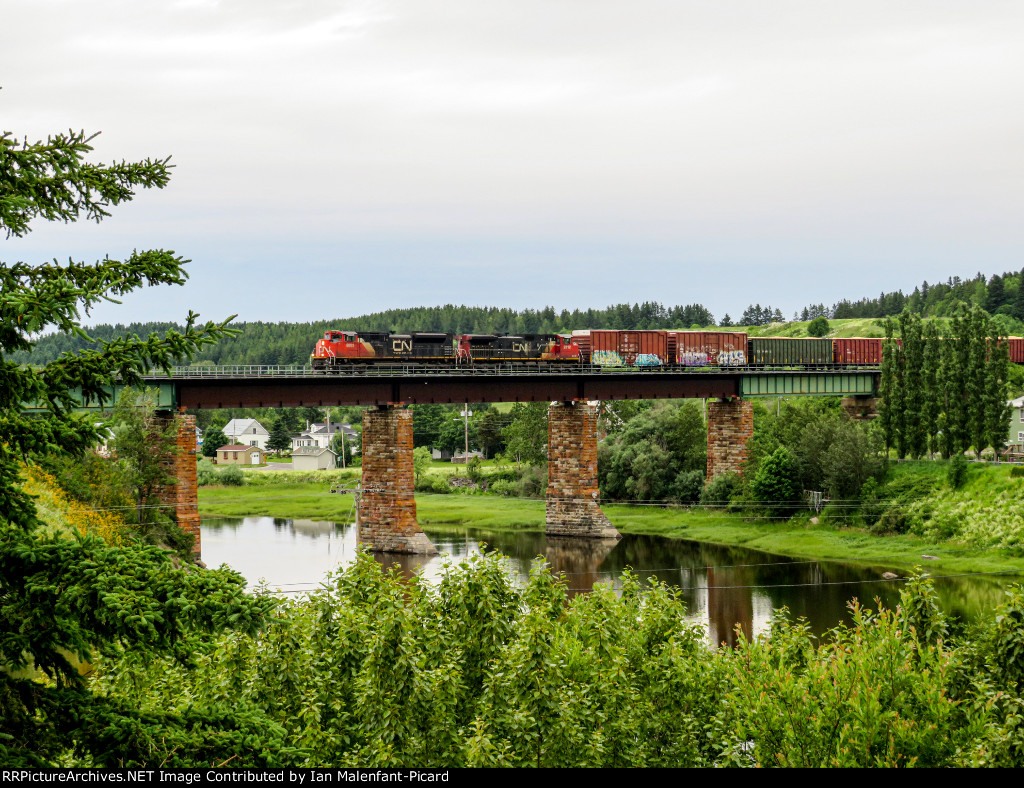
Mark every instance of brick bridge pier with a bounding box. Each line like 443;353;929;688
546;401;621;540
358;405;437;554
155;411;202;556
706;398;754;480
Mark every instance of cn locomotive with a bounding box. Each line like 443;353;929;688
310;329;1024;371
310;330;580;370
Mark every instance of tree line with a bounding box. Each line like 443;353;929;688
16;266;1024;370
12;302;716;367
803;269;1024;325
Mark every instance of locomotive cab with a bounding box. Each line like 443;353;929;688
311;330;379;369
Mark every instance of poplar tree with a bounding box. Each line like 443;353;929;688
940;310;970;457
921;321;942;458
899;311;927;459
966;306;990;457
878;319;902;457
985;334;1012;459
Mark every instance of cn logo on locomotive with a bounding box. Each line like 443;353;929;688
392;339;413;352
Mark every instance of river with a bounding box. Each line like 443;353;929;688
202;515;1015;646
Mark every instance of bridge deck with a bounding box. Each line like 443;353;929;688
27;365;880;410
147;365;878;409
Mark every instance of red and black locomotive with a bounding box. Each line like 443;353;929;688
310;330;580;371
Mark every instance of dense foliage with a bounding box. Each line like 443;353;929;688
811;269;1024;324
0;124;277;765
598;401;706;502
743;398;885;508
80;552;1024;767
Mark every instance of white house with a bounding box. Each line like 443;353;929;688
222;418;270;450
1008;396;1024;448
290;421;359;452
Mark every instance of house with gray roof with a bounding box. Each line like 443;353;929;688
222;418;270;450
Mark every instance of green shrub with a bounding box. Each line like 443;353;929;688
670;469;705;504
466;456;484;483
196;458;218;487
1010;465;1024;478
428;474;452;494
487;479;518;496
750;447;801;515
243;469;360;486
517;465;547;498
807;315;830;337
858;477;884;525
872;504;912;535
484;468;520;484
218;465;245;486
700;472;740;509
948;455;969;489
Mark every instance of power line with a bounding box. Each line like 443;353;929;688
248;567;1024;596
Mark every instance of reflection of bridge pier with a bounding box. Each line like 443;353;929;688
546;401;621;540
358;405;436;555
544;535;620;596
706;566;754;648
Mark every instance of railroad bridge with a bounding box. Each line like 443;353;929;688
70;365;879;557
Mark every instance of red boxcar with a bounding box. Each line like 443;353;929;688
833;337;884;366
1005;337;1024;364
672;331;748;366
589;330;669;366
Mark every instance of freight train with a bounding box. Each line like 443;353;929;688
310;328;1024;371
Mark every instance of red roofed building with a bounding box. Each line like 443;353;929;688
216;444;267;466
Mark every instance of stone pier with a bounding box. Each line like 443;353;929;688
546;401;621;539
706;398;754;480
156;411;201;556
359;405;437;554
841;396;880;422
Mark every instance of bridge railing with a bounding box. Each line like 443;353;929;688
146;363;881;379
160;365;312;377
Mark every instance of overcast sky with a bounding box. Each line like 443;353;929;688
4;0;1023;327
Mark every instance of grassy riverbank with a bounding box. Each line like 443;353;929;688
198;483;1024;576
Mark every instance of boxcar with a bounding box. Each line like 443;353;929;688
833;337;883;366
748;337;833;367
672;330;748;367
1006;337;1024;364
589;330;669;366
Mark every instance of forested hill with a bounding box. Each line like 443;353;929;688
12;302;715;367
14;265;1024;367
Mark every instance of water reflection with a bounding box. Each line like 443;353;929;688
202;516;1017;644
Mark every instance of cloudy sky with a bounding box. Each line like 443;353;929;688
4;0;1023;326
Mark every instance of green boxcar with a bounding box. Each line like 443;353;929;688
748;337;833;367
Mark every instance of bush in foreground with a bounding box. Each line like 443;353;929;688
85;552;1024;768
